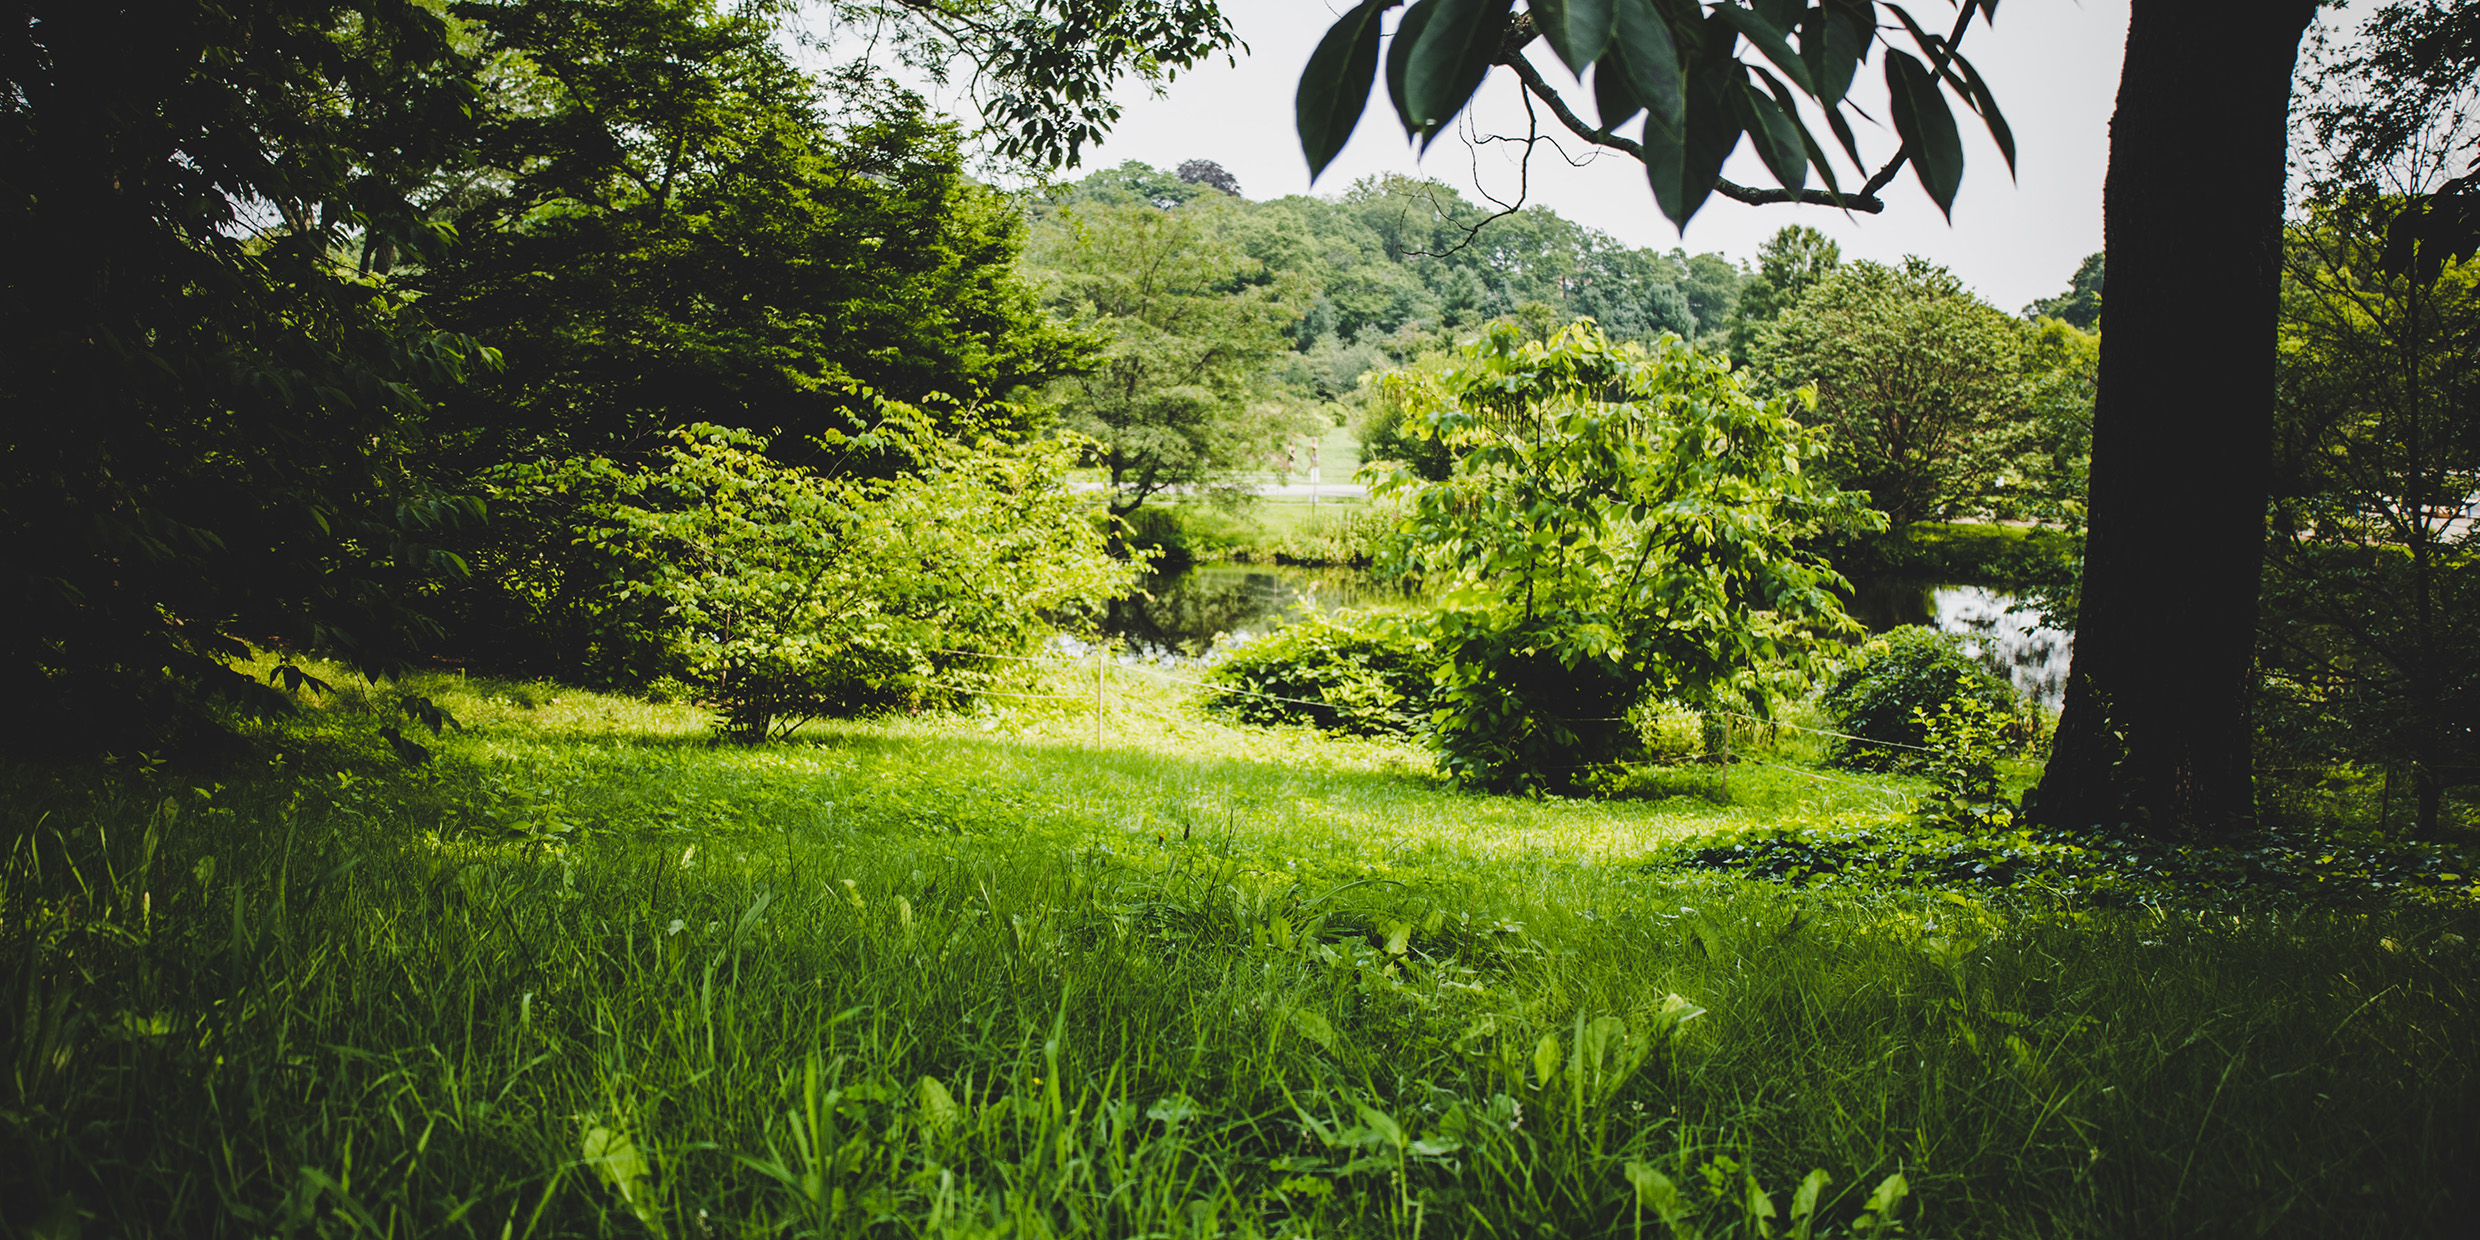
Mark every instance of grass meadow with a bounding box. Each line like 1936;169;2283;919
2;662;2473;1237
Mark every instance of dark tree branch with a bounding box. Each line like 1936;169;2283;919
1497;49;1900;214
1405;89;1550;259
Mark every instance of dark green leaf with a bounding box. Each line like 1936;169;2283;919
1595;48;1646;130
1754;66;1839;197
1751;0;1803;30
1297;0;1391;180
1613;0;1684;136
1403;0;1517;147
1651;70;1742;229
1644;109;1686;223
1823;100;1866;169
1946;49;2016;179
1801;2;1869;104
1733;79;1807;191
1533;0;1616;77
1710;3;1815;96
1886;50;1963;217
1387;0;1442;138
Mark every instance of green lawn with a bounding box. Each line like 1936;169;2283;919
2;665;2471;1237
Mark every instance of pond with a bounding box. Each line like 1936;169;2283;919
1104;564;2075;707
1847;578;2075;709
1103;564;1426;657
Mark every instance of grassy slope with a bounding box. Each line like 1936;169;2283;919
2;667;2473;1237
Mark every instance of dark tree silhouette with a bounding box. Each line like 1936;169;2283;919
2031;0;2320;835
1176;158;1245;197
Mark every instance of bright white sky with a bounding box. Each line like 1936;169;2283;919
1064;1;2134;315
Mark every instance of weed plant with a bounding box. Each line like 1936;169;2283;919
1;665;2473;1236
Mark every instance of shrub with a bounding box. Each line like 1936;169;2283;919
1370;320;1879;791
598;414;1132;741
1251;500;1405;567
1199;609;1435;738
1820;626;2023;772
1351;386;1454;482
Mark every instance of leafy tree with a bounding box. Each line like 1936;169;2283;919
1029;199;1320;516
2298;0;2480;283
2023;252;2104;329
815;0;1239;173
1726;224;1840;365
418;0;1080;465
1751;257;2029;530
1061;158;1221;211
1176;158;1245;196
412;0;1102;681
0;0;495;752
597;414;1129;741
2259;194;2480;834
1371;320;1878;791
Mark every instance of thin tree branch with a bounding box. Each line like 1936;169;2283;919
1406;89;1549;259
1498;50;1897;213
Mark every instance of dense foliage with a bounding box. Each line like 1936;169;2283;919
1725;224;1842;366
2253;19;2480;837
1820;627;2025;774
417;0;1083;463
596;415;1129;740
0;0;496;753
1035;163;1749;445
0;0;1231;752
1029;197;1319;515
1200;609;1437;738
1751;257;2031;530
2260;196;2480;834
1374;320;1877;790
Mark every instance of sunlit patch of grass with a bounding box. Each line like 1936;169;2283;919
1;658;2472;1237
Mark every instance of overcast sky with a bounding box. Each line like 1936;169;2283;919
1058;1;2135;315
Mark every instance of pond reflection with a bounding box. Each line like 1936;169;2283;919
1850;578;2075;708
1103;565;1425;657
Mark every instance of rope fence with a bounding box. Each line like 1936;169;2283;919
1732;755;1915;804
1710;709;1940;755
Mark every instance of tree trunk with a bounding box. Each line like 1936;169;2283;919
2033;0;2317;836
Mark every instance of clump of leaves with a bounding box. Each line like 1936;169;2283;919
1916;696;2016;832
1370;320;1879;792
596;408;1131;741
1821;626;2025;773
1663;814;2478;908
1200;609;1435;739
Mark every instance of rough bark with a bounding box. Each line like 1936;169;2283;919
2033;0;2318;836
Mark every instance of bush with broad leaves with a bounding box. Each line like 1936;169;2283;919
596;407;1133;741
